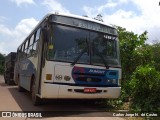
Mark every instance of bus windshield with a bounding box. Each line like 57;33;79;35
47;24;120;67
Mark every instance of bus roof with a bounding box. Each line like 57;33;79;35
18;12;116;49
49;12;109;25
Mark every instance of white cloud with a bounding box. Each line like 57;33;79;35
11;0;35;6
83;0;160;43
83;1;118;17
0;24;12;35
98;2;117;11
0;16;8;22
0;18;39;54
0;42;8;54
119;0;128;4
42;0;70;14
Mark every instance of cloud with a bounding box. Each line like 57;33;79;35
0;24;12;35
83;0;160;43
42;0;70;14
0;18;39;54
0;16;8;23
83;1;118;17
10;0;35;6
0;42;8;54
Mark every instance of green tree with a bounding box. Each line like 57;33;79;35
114;26;160;113
130;65;160;112
134;44;153;67
151;43;160;71
114;26;149;101
115;26;148;80
0;53;5;74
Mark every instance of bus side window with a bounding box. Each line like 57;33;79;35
32;42;37;54
28;34;35;56
21;44;25;59
19;46;22;60
17;47;20;61
32;28;41;55
24;40;29;58
35;28;41;41
24;49;28;58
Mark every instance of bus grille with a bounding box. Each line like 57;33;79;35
76;77;101;83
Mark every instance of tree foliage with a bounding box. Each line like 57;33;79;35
130;65;160;112
115;26;148;80
114;26;160;112
0;53;5;74
151;43;160;71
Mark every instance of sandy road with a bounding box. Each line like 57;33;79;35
0;75;124;120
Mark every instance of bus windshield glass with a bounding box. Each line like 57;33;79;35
47;24;120;67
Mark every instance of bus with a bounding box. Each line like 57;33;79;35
14;13;121;105
4;52;16;85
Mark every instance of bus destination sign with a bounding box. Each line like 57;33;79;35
51;15;117;35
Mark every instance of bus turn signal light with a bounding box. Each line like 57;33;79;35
46;74;52;80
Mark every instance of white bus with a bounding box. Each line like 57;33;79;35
14;13;121;105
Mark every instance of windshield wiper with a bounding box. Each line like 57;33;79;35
71;47;87;66
93;45;109;69
71;39;89;66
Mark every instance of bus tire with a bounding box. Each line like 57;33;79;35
31;79;41;106
17;76;25;92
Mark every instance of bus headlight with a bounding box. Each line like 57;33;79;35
107;79;116;84
64;75;71;81
107;79;111;83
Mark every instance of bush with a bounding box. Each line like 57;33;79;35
129;65;160;112
0;53;5;75
0;65;4;74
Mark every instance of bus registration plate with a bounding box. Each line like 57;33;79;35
84;88;97;93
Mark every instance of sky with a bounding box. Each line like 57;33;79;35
0;0;160;54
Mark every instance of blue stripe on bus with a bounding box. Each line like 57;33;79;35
72;66;119;86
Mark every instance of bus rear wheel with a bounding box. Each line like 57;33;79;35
31;79;41;106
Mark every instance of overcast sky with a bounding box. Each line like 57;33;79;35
0;0;160;54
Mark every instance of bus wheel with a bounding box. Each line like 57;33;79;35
17;76;25;92
31;79;41;106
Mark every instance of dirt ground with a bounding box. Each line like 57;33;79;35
0;75;124;120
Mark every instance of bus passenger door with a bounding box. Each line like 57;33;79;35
35;29;44;95
35;26;48;96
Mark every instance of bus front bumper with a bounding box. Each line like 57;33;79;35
41;83;121;99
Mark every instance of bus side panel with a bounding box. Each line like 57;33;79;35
19;57;37;91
